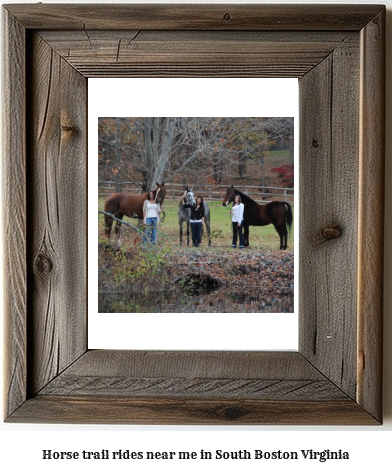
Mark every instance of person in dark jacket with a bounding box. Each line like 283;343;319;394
182;195;205;247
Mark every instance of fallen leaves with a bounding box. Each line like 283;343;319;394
98;244;294;313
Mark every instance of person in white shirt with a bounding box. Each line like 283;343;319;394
230;194;245;249
143;191;162;244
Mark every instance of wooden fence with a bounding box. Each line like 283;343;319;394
98;181;294;204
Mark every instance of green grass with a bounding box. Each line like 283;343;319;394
98;197;294;251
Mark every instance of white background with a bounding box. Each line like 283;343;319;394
1;0;391;473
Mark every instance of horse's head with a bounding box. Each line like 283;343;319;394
222;185;236;207
184;187;196;206
154;182;166;205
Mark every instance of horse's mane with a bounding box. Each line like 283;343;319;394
146;186;159;197
178;189;189;209
234;189;258;206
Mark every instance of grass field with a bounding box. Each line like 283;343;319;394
98;197;294;251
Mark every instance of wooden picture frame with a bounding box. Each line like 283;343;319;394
3;4;385;424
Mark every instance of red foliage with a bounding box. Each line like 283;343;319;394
270;164;294;187
206;176;219;185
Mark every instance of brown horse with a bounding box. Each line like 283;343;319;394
222;186;293;249
104;182;166;240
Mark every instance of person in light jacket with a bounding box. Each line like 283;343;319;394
230;194;245;249
143;191;162;245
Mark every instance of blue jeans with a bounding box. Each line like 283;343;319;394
144;217;157;244
190;221;202;246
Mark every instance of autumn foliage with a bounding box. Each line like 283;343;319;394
269;164;294;187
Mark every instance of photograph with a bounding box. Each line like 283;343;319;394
98;117;295;314
2;0;389;444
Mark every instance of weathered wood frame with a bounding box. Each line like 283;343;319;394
3;4;385;424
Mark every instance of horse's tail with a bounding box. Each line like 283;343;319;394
283;201;293;231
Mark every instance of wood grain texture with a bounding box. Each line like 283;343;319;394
4;4;384;30
38;30;358;78
38;351;346;400
299;40;360;399
2;4;385;425
58;350;325;379
39;377;347;400
27;33;87;395
357;9;385;422
9;396;378;425
10;350;378;424
2;9;27;419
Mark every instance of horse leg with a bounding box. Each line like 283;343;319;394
207;221;211;247
244;224;250;247
114;213;123;246
282;224;288;250
186;222;190;246
104;213;113;239
278;221;289;250
179;221;183;246
274;224;284;250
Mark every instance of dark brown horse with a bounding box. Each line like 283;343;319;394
222;186;293;250
104;182;166;240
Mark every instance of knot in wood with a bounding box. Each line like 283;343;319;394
314;225;342;245
312;139;319;148
223;405;244;420
61;124;77;134
34;252;53;275
223;13;231;21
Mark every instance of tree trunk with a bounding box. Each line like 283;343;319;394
289;135;294;165
260;149;266;188
115;118;122;193
152;117;175;187
143;118;155;192
238;151;247;178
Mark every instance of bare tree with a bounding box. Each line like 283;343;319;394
98;116;294;190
